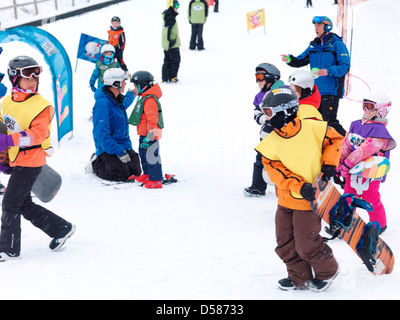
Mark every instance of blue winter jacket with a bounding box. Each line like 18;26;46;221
288;33;350;98
0;83;6;97
92;87;135;157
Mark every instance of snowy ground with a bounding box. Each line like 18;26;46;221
0;0;400;300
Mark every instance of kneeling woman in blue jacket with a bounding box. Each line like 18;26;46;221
90;68;141;181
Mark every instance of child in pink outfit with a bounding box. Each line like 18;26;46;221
338;92;396;233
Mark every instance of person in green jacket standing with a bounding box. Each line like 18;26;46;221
188;0;208;50
162;0;181;83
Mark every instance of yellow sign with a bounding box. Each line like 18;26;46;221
247;9;265;31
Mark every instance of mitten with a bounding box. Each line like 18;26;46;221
339;159;354;179
118;151;131;164
300;183;316;201
321;165;337;182
0;134;14;152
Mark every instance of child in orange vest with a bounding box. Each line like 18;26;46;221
108;16;128;74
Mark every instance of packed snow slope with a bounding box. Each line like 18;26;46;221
0;0;400;300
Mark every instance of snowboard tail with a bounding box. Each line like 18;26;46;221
310;173;394;275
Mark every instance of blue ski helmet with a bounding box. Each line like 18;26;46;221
312;16;333;32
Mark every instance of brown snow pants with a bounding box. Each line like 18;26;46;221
275;205;338;288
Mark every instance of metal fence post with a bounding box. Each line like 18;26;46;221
13;0;18;19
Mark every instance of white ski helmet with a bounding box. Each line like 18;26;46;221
288;70;314;91
103;68;127;89
363;92;392;118
101;44;115;56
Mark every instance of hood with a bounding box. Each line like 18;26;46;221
141;83;162;100
299;85;321;109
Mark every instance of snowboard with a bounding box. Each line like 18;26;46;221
349;156;390;179
310;173;395;275
32;164;62;203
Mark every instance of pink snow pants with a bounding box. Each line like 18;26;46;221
344;178;386;228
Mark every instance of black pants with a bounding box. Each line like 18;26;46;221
115;47;128;72
92;150;141;182
0;167;69;255
306;0;312;7
250;150;267;192
214;0;219;12
162;48;181;82
319;95;347;137
190;24;204;50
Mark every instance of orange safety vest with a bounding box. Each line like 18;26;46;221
108;29;124;47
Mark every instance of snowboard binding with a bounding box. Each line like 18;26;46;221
324;193;373;241
357;221;381;272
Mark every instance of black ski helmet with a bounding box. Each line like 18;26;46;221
8;55;40;87
111;16;121;23
261;87;299;129
130;71;155;93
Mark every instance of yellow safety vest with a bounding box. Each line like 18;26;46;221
297;104;323;120
255;119;327;199
1;95;54;162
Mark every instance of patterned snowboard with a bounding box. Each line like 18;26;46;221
310;173;394;275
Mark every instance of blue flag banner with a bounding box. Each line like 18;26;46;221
76;33;107;63
0;26;73;142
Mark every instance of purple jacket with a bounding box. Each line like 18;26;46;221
348;120;396;158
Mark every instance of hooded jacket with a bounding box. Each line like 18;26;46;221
297;85;323;120
92;87;134;157
162;7;181;51
136;83;163;139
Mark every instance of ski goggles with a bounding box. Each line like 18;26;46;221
9;65;42;79
255;72;267;82
174;2;180;9
362;100;392;112
312;16;332;26
261;99;299;120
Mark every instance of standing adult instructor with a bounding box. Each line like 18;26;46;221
188;0;208;50
281;16;350;136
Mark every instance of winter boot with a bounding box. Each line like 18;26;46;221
85;153;97;174
144;180;163;189
135;174;149;183
0;182;6;194
49;223;76;252
277;277;308;291
308;271;339;292
0;252;20;262
243;186;265;197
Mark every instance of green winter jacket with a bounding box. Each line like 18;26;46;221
188;0;208;24
162;7;181;51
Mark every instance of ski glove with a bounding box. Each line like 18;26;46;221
90;85;96;93
0;162;12;175
321;165;337;182
0;134;14;152
300;183;316;201
140;132;155;150
118;151;131;164
140;138;150;150
339;159;354;179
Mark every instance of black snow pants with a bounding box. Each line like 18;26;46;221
0;166;70;255
162;47;181;82
190;24;205;50
92;150;141;182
